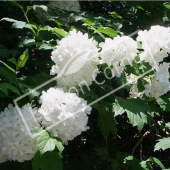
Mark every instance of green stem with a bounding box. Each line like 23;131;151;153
22;8;42;41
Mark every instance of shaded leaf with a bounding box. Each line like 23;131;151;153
38;44;54;50
114;97;151;131
32;151;63;170
32;151;42;170
0;60;15;73
112;159;119;170
98;101;117;138
154;137;170;151
0;83;20;95
1;18;32;29
27;5;48;12
94;148;109;160
157;94;170;112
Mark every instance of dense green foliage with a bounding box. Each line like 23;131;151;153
0;1;170;170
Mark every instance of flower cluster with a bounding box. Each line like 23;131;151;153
137;26;170;67
50;26;170;98
99;36;138;77
128;63;170;99
1;25;170;164
38;88;91;144
0;88;91;162
0;104;40;162
144;63;170;99
50;29;99;90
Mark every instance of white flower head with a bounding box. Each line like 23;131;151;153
137;26;170;67
38;87;91;144
99;36;138;77
0;104;40;162
128;63;170;99
144;62;170;99
50;29;100;90
126;74;144;98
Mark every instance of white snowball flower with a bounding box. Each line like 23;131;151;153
0;104;40;162
126;73;144;98
126;73;138;84
128;63;170;99
137;26;170;67
50;29;99;90
99;36;138;77
38;87;91;144
144;62;170;99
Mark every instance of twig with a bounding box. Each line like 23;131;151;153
150;132;162;138
132;130;151;155
122;134;139;148
86;139;99;147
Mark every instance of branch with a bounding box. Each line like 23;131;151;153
131;129;151;156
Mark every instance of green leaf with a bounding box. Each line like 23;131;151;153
38;44;55;50
37;131;57;155
26;42;42;47
32;151;42;170
154;137;170;151
0;46;10;58
9;50;20;57
111;159;119;170
27;5;48;13
81;18;95;26
152;157;165;169
114;97;151;131
97;26;118;38
137;78;146;92
0;83;20;95
37;131;64;155
42;151;63;170
0;67;15;81
165;122;170;129
33;129;45;137
124;156;143;170
164;5;170;9
1;18;32;30
55;138;64;154
140;161;152;170
98;101;117;138
111;12;122;19
0;60;15;73
52;28;68;37
11;1;23;10
19;36;35;47
90;26;105;40
17;49;29;70
157;94;170;112
32;151;63;170
94;148;109;160
35;5;48;12
8;58;17;66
